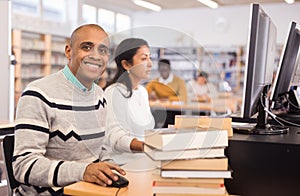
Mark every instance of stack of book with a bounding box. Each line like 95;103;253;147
144;115;232;196
173;115;233;137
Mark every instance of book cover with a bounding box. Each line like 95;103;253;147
160;169;232;179
144;144;225;161
152;172;225;185
152;184;226;195
153;180;224;188
144;128;228;151
161;157;228;171
174;115;233;137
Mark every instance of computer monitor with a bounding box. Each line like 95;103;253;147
270;21;300;121
233;3;288;134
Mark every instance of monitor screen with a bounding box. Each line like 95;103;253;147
270;21;300;115
233;3;288;134
241;3;277;119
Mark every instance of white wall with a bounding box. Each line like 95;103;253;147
132;3;300;47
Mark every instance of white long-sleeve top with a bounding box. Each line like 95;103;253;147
103;83;155;165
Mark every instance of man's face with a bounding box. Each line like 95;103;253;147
65;27;110;88
158;64;171;80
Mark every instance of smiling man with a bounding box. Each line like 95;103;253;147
13;24;125;195
65;24;110;90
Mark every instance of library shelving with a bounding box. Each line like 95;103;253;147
139;46;201;83
201;46;244;93
12;29;68;108
105;46;203;85
141;46;244;94
51;35;69;74
100;45;246;94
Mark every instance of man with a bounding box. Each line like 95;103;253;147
13;24;125;195
146;59;187;128
146;58;187;103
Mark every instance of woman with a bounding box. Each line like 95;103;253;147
103;38;155;165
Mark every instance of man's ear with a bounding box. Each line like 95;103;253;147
65;44;71;60
121;60;131;71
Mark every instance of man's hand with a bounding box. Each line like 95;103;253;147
83;161;126;186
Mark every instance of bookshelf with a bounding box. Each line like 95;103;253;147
146;47;200;82
51;35;68;74
142;46;245;94
105;45;245;94
12;29;68;108
200;46;244;93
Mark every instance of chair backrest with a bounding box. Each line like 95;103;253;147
1;134;20;195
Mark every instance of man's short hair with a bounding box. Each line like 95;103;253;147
70;24;107;46
158;59;170;67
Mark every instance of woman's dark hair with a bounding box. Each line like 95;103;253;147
107;38;149;98
198;71;208;79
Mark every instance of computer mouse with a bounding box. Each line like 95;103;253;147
105;173;129;188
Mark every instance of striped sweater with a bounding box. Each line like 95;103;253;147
13;70;107;195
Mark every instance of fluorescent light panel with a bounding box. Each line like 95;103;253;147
132;0;161;12
285;0;294;4
197;0;218;9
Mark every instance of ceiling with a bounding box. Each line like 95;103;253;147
98;0;299;12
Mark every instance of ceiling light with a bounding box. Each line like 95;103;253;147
197;0;218;9
132;0;162;12
285;0;294;4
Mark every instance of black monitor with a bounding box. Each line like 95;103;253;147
233;3;288;134
270;21;300;122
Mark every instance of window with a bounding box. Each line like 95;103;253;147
81;5;131;33
42;0;66;22
116;13;131;32
98;8;115;33
12;0;40;16
82;4;97;24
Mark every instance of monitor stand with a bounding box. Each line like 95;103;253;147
233;87;289;135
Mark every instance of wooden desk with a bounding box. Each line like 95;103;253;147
64;157;157;196
149;97;241;114
65;126;300;196
150;97;241;128
64;170;154;196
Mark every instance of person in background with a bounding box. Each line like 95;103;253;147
187;71;219;102
103;38;155;165
146;58;187;103
13;24;125;195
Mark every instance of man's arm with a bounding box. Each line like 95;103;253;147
13;91;89;187
13;88;125;188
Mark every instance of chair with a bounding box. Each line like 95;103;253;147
1;134;20;196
